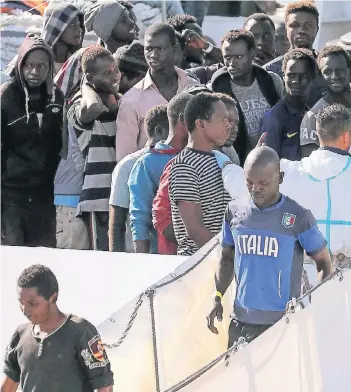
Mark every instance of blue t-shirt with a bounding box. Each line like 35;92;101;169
221;195;327;325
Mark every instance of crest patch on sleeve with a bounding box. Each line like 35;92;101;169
81;335;109;369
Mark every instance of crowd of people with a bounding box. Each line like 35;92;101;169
1;0;351;391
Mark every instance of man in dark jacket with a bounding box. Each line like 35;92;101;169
1;34;64;247
264;0;326;107
208;29;283;165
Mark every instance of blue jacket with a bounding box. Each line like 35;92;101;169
128;142;179;253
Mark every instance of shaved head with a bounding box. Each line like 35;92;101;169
244;147;282;209
244;146;280;172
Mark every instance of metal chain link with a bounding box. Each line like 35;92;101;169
103;292;145;349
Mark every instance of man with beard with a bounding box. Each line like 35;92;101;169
260;48;316;160
115;23;197;162
208;30;283;165
67;46;120;251
300;46;351;157
264;0;326;107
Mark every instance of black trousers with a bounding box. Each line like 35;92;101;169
227;318;272;349
1;190;56;247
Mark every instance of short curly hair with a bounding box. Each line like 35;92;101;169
212;92;237;108
18;265;59;300
221;29;256;51
285;1;319;25
317;45;351;69
243;13;275;32
145;22;176;46
316;104;351;141
282;48;316;77
144;104;169;138
81;45;113;73
167;14;198;32
184;92;222;133
167;92;192;128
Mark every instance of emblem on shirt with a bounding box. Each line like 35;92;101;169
281;213;296;228
52;107;60;113
81;335;109;369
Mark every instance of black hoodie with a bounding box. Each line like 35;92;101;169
208;65;280;166
1;34;64;195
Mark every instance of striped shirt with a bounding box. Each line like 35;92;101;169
67;92;116;215
169;148;231;256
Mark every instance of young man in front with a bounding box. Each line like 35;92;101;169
108;104;169;253
207;146;333;346
264;0;326;107
1;265;113;392
260;48;316;160
300;46;351;158
1;34;64;247
115;23;197;162
169;92;232;256
209;30;283;165
67;46;120;251
129;92;192;254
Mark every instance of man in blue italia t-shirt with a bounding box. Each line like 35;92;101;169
207;146;333;347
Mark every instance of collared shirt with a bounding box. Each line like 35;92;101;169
115;67;198;162
260;99;309;160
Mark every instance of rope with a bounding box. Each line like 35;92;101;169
165;337;248;392
148;288;161;392
103;292;145;349
0;0;49;27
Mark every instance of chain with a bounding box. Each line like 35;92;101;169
103;292;145;349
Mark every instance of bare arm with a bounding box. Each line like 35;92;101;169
108;205;128;252
1;376;18;392
310;247;333;282
207;246;235;334
215;246;235;296
177;201;213;248
78;83;105;125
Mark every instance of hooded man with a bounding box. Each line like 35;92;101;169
5;2;84;77
55;0;137;100
1;34;64;247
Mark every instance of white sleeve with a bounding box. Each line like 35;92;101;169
222;164;250;204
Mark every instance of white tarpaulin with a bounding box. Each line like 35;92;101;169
169;269;351;392
0;245;185;354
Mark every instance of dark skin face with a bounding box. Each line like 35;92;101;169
284;58;313;99
286;11;318;49
245;162;283;209
319;54;351;95
112;9;137;43
200;100;230;148
118;70;145;94
184;21;203;64
128;8;139;38
18;287;56;325
87;55;120;95
244;19;276;65
59;15;83;47
222;39;254;81
22;49;50;88
223;105;239;147
275;23;290;57
144;33;176;73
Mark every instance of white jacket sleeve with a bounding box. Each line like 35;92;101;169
222;164;250;204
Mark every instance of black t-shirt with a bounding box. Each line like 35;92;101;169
3;314;114;392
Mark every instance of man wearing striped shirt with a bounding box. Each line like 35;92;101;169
169;93;232;256
67;46;120;251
